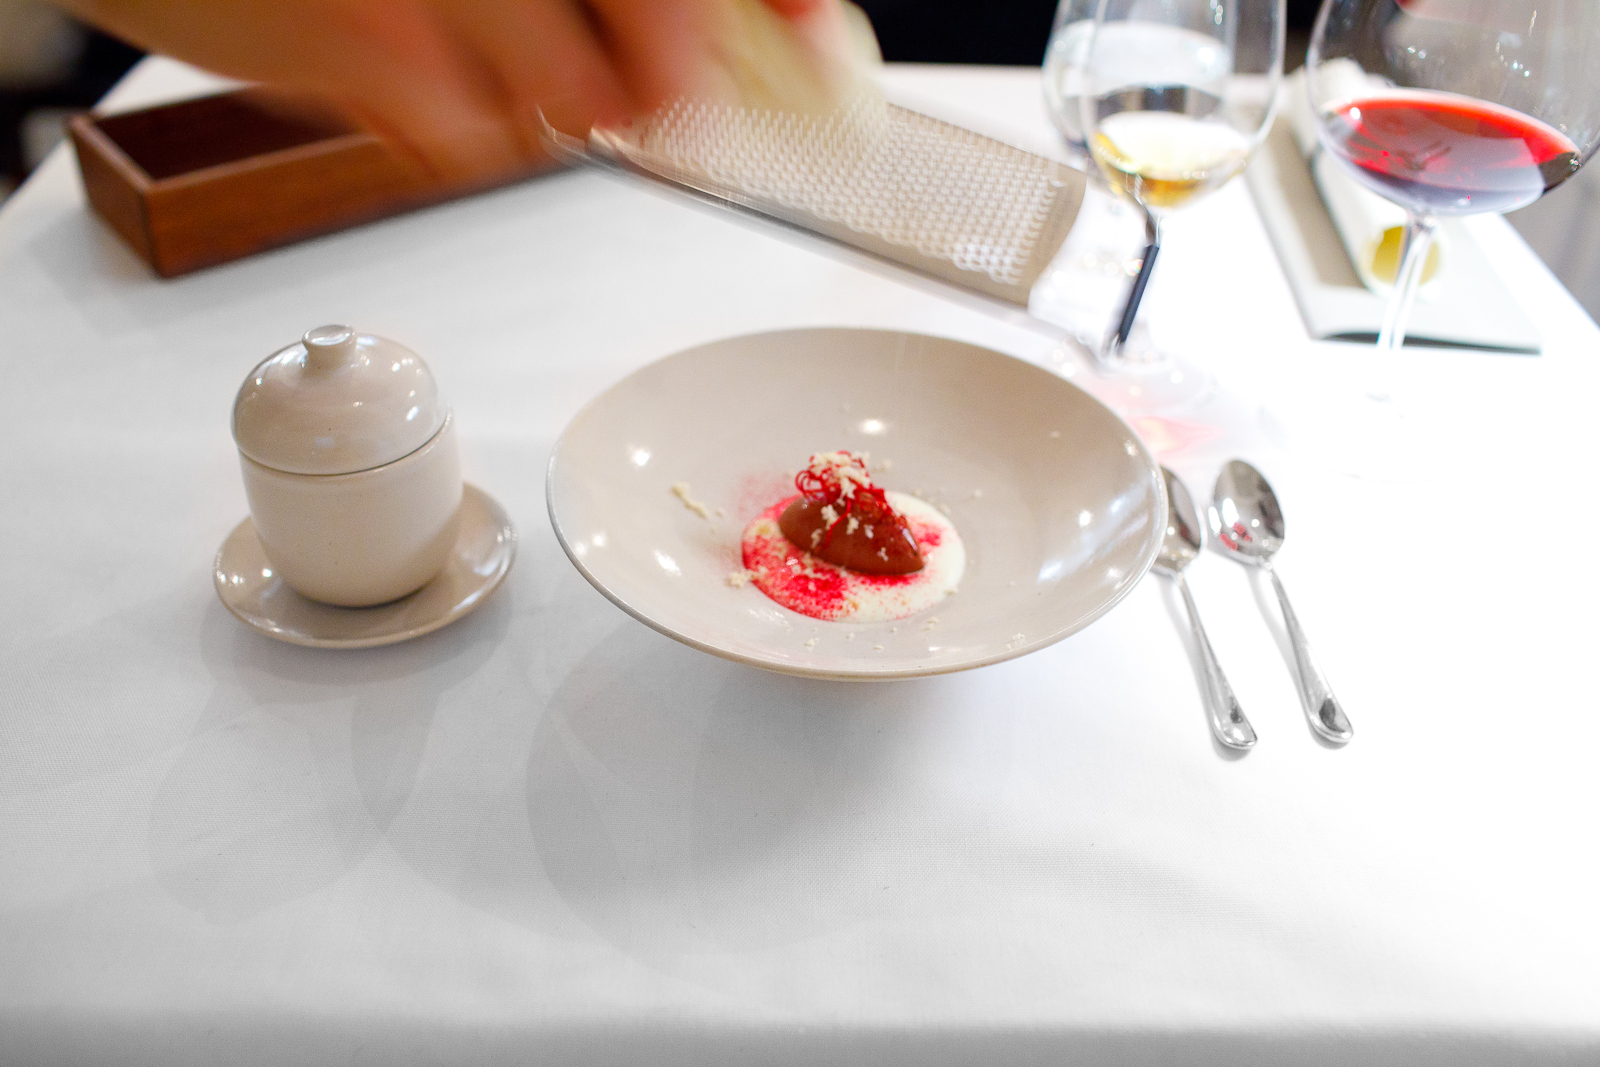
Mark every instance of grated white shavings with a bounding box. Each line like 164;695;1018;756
846;515;859;535
671;482;711;519
803;637;819;650
785;554;823;579
873;644;885;651
820;504;838;524
803;451;875;501
922;616;940;631
726;568;757;588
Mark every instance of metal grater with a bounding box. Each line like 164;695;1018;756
543;94;1088;312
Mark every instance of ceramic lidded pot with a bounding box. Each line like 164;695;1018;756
232;325;462;607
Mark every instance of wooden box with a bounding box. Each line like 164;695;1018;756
69;89;539;277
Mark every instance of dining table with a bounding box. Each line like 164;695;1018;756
3;56;1599;1066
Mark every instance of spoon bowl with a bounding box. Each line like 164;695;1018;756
1208;460;1352;745
1156;468;1255;750
1209;459;1284;562
1154;467;1201;576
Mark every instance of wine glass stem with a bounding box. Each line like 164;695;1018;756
1372;213;1439;383
1099;205;1163;369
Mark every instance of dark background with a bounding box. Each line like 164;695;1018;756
0;29;139;189
857;0;1322;64
1;1;1325;191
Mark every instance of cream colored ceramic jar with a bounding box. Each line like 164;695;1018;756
232;325;462;607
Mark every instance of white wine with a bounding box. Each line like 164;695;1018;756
1045;20;1232;163
1092;109;1252;211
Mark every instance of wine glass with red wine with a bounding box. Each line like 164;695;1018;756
1285;0;1600;474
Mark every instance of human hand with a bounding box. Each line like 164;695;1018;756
58;0;835;183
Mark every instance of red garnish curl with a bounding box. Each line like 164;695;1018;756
793;451;906;553
779;452;924;575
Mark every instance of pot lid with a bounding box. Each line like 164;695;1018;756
232;325;447;475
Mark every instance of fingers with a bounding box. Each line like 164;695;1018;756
585;0;722;113
588;0;860;116
332;0;632;183
441;0;633;140
317;0;533;183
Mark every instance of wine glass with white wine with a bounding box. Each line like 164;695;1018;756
1045;0;1284;412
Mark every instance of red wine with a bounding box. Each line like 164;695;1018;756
1321;92;1579;216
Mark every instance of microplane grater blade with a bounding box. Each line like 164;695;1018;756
588;96;1088;309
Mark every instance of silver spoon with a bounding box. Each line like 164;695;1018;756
1155;468;1256;750
1208;460;1352;745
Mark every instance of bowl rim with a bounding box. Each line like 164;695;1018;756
545;326;1166;681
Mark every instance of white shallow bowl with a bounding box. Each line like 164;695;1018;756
547;328;1164;679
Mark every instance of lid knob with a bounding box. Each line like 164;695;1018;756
303;324;359;372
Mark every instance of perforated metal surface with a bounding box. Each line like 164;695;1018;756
588;96;1087;308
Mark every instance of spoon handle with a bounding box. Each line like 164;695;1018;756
1175;572;1256;750
1266;567;1353;745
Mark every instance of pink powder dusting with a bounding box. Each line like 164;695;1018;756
740;495;949;622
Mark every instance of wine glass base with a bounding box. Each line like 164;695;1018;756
1260;378;1451;481
1083;349;1218;414
1031;189;1214;415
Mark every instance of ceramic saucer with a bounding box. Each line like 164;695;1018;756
214;484;515;648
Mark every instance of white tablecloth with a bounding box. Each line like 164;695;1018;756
2;60;1599;1065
